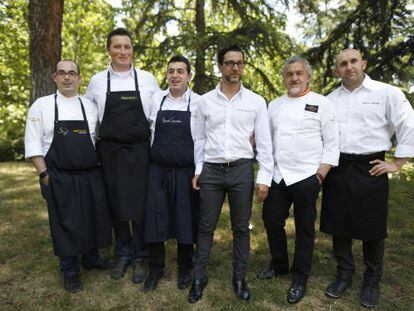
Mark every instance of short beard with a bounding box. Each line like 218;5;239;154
224;74;240;84
288;86;301;96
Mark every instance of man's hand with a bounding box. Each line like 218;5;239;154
369;158;407;176
316;163;332;185
256;184;269;203
192;174;200;190
41;174;49;186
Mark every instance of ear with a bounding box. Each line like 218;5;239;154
333;66;340;78
218;64;223;73
361;60;367;70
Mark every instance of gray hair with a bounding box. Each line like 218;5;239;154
281;56;312;79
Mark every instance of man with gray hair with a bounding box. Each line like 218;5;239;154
257;56;339;303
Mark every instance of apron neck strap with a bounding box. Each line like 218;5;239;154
54;93;87;122
159;95;167;111
159;90;192;112
107;68;139;94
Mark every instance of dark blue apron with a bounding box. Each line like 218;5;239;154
145;92;199;244
97;69;150;221
43;94;112;257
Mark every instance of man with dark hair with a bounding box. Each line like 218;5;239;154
188;45;273;303
258;56;339;304
86;28;159;284
25;60;112;293
143;55;200;291
321;48;414;308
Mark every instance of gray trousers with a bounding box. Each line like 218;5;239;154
193;159;254;280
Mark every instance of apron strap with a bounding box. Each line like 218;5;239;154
133;68;139;92
54;93;59;123
106;70;111;95
159;95;168;112
78;98;87;121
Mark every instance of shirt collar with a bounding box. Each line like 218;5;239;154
166;87;191;101
56;90;79;102
340;74;374;93
108;64;134;78
215;81;244;100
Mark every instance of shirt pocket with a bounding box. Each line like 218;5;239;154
302;111;320;130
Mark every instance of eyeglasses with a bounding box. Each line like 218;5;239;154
223;60;244;69
55;70;79;78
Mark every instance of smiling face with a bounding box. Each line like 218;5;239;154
283;61;310;97
107;35;133;72
218;51;244;85
335;49;367;90
167;61;192;97
53;60;82;97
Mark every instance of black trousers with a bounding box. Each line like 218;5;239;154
333;236;384;286
114;220;148;262
148;242;194;273
193;159;254;280
262;176;320;285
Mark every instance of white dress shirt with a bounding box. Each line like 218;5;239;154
328;75;414;157
194;82;274;186
85;65;160;122
25;91;98;158
269;91;339;186
149;88;200;148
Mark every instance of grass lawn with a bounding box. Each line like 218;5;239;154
1;161;413;310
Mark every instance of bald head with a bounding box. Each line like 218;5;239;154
334;48;367;91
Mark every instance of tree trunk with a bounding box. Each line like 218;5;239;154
28;0;64;104
193;0;210;94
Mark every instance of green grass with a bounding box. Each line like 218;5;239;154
1;162;413;310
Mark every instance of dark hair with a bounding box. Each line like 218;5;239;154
106;28;132;49
57;59;80;74
167;55;191;73
217;45;244;65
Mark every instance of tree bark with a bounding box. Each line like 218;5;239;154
193;0;210;94
28;0;64;104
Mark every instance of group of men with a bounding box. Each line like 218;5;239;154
24;27;414;309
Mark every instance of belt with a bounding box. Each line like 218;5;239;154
205;158;251;169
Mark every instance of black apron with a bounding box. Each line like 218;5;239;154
43;94;112;257
320;152;389;241
97;69;150;221
145;93;199;244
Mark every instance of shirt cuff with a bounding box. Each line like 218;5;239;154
321;153;339;167
25;144;43;159
394;144;414;158
256;170;272;187
195;162;203;175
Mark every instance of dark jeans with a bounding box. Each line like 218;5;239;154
114;219;148;263
262;176;320;285
148;242;194;273
333;236;384;286
193;159;254;280
59;248;100;276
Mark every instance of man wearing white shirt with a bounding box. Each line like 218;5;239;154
85;28;159;284
321;49;414;308
25;60;112;293
259;56;339;304
188;45;274;303
143;55;200;291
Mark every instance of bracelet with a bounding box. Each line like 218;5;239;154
316;172;325;182
39;170;48;179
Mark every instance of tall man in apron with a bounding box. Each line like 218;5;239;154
143;55;200;291
321;49;414;308
25;60;112;293
85;28;159;284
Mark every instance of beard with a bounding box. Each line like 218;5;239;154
288;86;301;96
223;73;241;84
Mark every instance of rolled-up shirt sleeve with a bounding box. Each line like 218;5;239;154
194;98;206;175
254;99;274;186
320;100;340;166
387;89;414;158
25;102;44;158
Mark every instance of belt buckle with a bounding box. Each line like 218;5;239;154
219;162;231;168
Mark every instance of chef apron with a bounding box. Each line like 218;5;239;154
97;69;150;221
43;94;112;257
144;93;199;244
320;152;389;241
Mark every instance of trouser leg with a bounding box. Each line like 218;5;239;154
333;235;355;279
363;239;384;286
262;180;292;273
148;242;165;273
193;165;226;279
290;175;319;285
59;256;80;276
114;221;132;261
177;243;194;272
132;218;149;262
81;248;101;266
